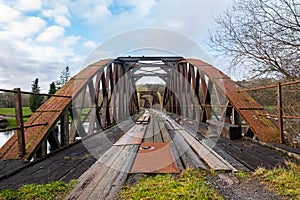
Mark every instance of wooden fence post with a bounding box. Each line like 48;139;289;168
14;88;25;157
277;82;284;144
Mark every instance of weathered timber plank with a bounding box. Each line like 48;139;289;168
105;147;139;199
153;117;163;143
177;129;237;172
87;145;139;199
65;146;124;199
165;120;207;170
160;120;172;143
143;117;154;142
114;124;146;145
170;143;184;171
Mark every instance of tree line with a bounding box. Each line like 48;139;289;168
0;66;71;112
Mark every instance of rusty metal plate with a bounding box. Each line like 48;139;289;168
130;142;180;173
114;125;146;145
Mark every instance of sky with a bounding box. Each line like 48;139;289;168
0;0;234;92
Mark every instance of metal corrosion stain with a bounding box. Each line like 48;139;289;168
130;142;180;173
114;124;146;145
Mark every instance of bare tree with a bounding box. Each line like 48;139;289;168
209;0;300;79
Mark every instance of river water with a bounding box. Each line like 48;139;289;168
0;130;14;148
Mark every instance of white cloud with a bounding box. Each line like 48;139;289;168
126;0;156;16
69;0;111;24
42;9;71;27
16;0;42;11
54;15;71;27
4;16;46;39
37;26;65;42
163;19;183;29
84;40;97;49
0;4;20;23
63;36;81;46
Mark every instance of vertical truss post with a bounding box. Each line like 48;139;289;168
114;64;121;121
200;74;212;123
216;88;228;119
189;64;197;119
178;63;188;117
195;70;202;108
137;92;141;112
104;66;112;126
163;86;169;112
186;63;193;119
14;88;25;158
171;69;176;113
109;64;115;124
87;80;97;134
222;101;233;123
60;111;69;146
94;72;102;130
123;68;129;117
119;64;125;120
101;69;109;127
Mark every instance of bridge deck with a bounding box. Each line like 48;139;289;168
0;111;297;199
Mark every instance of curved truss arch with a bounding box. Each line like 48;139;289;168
0;57;279;160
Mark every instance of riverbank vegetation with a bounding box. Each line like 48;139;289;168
0;107;32;128
254;161;300;199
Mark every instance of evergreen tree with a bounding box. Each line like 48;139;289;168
56;66;71;89
48;82;57;95
29;78;43;112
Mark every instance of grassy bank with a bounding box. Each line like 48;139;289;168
0;107;32;128
0;107;32;116
119;169;222;200
0;180;77;200
254;161;300;199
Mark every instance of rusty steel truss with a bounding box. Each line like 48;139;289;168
0;57;280;160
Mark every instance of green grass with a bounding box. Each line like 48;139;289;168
0;107;32;116
234;171;249;180
0;180;77;200
254;161;300;199
118;169;222;200
0;107;32;128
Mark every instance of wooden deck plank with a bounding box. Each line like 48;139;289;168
66;144;139;200
160;122;172;143
88;145;139;199
143;117;154;142
114;124;146;145
169;129;208;170
153;116;163;143
66;145;124;199
177;129;237;172
170;143;184;171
